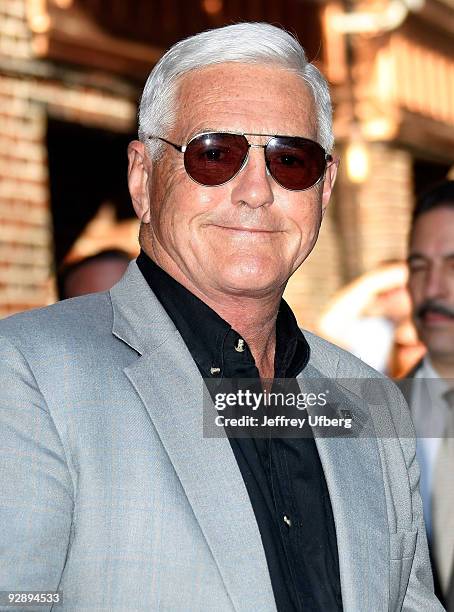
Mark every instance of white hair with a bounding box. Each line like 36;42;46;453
138;22;334;158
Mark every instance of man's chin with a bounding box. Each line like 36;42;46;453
215;271;284;297
419;327;454;358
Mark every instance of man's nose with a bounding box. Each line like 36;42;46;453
230;146;274;209
423;264;448;300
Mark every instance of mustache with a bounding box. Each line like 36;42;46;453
416;300;454;319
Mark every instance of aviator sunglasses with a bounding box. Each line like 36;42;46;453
148;132;333;191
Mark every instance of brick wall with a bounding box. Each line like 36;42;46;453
0;0;136;318
284;193;344;331
356;144;413;271
284;143;413;331
0;1;44;316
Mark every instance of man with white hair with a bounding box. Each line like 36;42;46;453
0;23;442;611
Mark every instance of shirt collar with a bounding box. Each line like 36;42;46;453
136;250;309;378
418;356;449;405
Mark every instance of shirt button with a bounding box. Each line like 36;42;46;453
234;338;245;352
283;515;292;527
210;366;221;375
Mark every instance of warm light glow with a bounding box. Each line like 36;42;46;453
363;117;396;140
26;0;51;32
376;52;394;101
52;0;73;8
65;203;139;263
201;0;223;15
29;13;51;33
346;140;369;184
329;0;425;34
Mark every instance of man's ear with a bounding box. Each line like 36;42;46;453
127;140;152;224
321;157;339;218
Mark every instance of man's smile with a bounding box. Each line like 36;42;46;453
211;224;283;234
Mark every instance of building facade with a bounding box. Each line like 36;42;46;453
0;0;453;327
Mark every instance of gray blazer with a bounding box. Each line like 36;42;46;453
0;262;444;611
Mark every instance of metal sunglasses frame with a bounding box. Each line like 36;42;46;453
148;131;333;192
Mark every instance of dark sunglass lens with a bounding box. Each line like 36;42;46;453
266;137;326;190
184;133;248;186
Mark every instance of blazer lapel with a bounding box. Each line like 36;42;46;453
110;263;277;612
298;363;390;612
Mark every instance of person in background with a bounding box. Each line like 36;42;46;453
0;23;441;611
57;248;131;299
406;179;454;609
318;261;424;376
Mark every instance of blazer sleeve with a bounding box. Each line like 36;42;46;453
0;335;73;602
395;386;445;611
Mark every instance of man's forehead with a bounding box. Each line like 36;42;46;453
412;205;454;232
410;206;454;252
184;127;313;139
179;61;301;82
174;63;316;140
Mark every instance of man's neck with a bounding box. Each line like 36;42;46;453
223;305;278;381
143;245;283;380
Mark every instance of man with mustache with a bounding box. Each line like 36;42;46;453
407;179;454;609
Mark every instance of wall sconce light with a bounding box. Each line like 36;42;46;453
201;0;223;16
346;138;370;184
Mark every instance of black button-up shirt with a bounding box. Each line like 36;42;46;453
137;250;343;611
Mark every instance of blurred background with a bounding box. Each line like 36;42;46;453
0;0;453;375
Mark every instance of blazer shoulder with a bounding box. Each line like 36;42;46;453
0;292;112;354
302;328;385;380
